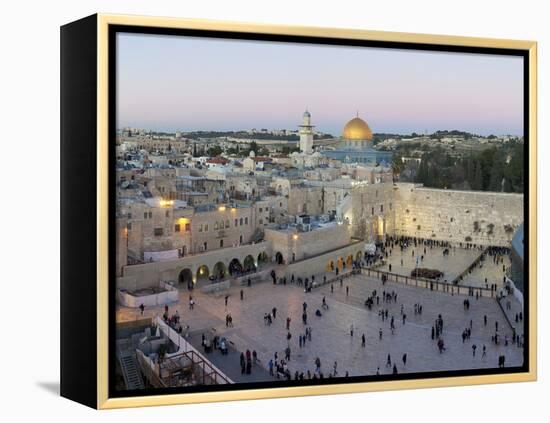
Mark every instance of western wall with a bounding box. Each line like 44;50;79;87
391;183;524;247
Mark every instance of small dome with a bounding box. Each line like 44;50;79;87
249;150;256;158
342;116;373;141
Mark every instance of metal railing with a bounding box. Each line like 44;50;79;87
360;267;495;298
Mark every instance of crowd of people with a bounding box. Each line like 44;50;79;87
137;235;523;384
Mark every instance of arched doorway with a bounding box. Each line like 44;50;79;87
212;262;227;281
356;251;363;262
326;260;334;272
243;255;256;272
346;254;353;267
178;268;193;289
275;252;284;265
257;251;268;268
337;257;344;271
228;258;243;275
196;265;210;284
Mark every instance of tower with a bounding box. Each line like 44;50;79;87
299;109;314;154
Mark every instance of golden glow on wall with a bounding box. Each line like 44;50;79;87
159;199;174;207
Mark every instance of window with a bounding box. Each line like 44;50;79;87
245;217;248;225
390;203;392;211
259;207;263;212
259;219;263;225
280;202;283;207
127;223;132;230
203;242;208;251
154;228;164;236
175;224;181;232
143;212;148;219
372;207;375;216
234;219;238;227
165;210;170;217
239;235;243;243
205;224;209;232
240;218;243;226
380;205;384;213
148;212;152;219
199;224;203;232
185;223;191;232
220;239;224;248
225;220;230;228
214;222;219;230
127;212;132;219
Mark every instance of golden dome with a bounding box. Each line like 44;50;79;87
342;116;373;141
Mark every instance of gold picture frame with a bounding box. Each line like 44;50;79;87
61;13;537;409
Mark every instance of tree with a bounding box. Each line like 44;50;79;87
250;141;258;154
207;145;223;157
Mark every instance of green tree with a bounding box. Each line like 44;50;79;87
207;145;223;157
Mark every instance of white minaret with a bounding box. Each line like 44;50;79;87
299;109;314;154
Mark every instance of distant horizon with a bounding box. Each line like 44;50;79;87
118;125;522;138
117;33;524;137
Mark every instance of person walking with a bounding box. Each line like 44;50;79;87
240;289;244;300
402;353;407;366
240;352;245;374
139;303;145;316
286;317;291;330
361;333;366;347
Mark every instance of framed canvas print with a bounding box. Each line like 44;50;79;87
60;14;537;409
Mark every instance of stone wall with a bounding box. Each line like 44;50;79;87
287;185;324;215
264;223;351;263
348;183;396;242
283;242;364;280
393;183;523;246
120;241;272;290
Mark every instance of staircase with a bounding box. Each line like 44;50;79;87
117;341;145;390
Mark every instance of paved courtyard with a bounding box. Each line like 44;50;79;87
378;245;481;283
460;254;511;289
379;244;511;290
117;268;524;382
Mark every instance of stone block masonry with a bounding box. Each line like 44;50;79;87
393;183;523;247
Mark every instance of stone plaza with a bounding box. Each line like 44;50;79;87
117;245;524;383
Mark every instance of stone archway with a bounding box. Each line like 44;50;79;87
275;252;284;265
196;265;210;284
228;258;243;275
346;254;354;267
356;251;363;262
337;257;344;271
327;260;335;272
178;268;193;289
212;261;227;281
257;251;268;267
243;255;256;272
